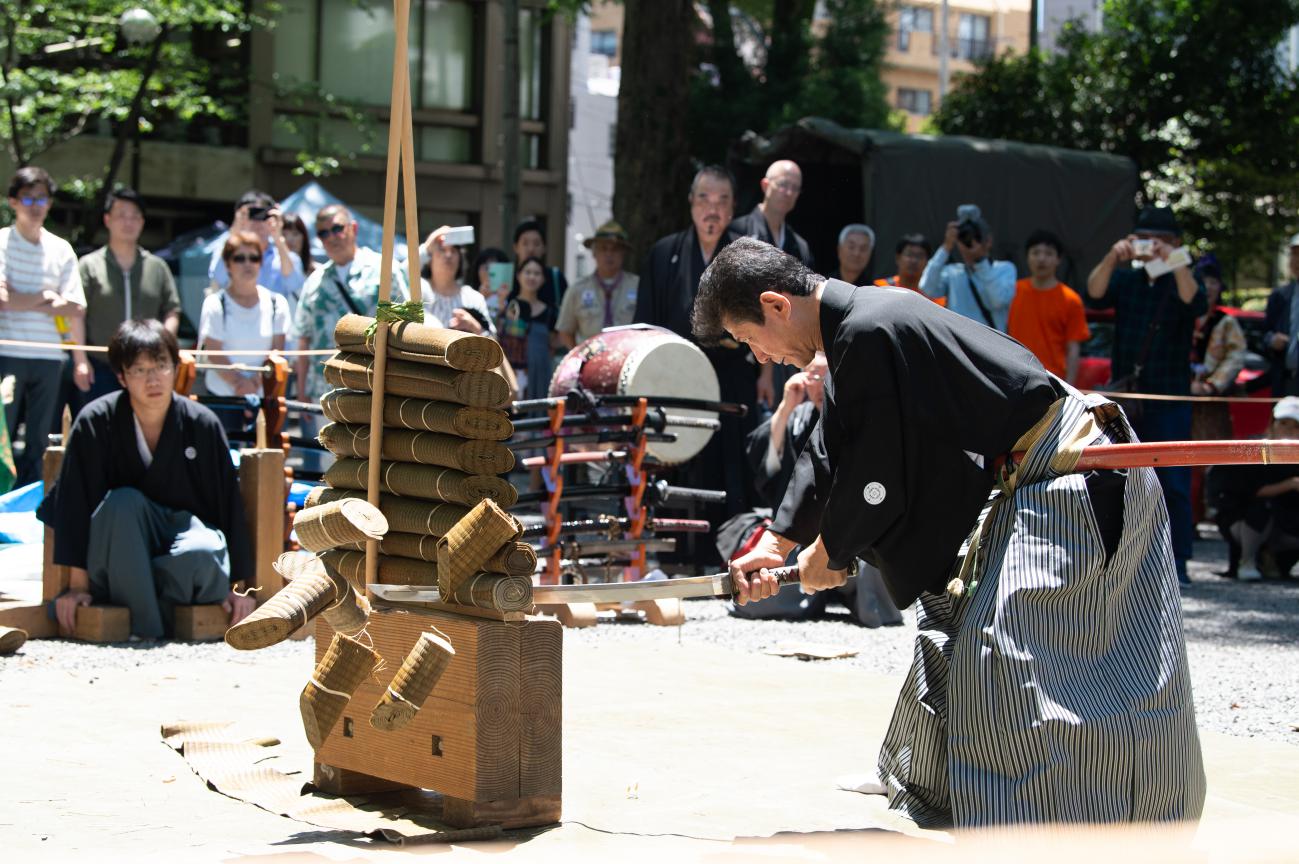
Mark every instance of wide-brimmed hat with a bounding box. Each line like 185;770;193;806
583;220;631;250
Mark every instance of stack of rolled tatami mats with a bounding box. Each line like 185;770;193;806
303;314;537;611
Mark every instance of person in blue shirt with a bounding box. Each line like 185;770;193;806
919;204;1016;331
208;189;305;313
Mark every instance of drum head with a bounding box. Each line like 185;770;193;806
619;338;718;465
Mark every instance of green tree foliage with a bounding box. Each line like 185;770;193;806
691;0;893;164
934;0;1299;279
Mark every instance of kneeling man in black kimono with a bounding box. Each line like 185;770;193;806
42;320;256;639
693;238;1204;828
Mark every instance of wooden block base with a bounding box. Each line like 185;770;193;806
441;793;562;830
634;597;685;627
536;602;597;628
313;762;410;796
0;603;56;639
74;606;130;642
173;605;229;641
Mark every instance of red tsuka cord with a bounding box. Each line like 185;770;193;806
1009;440;1299;472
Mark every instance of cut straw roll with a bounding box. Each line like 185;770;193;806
370;630;455;732
319;389;513;440
318;423;515;475
436;499;522;597
225;570;341;650
319;548;438;588
324;457;518;508
481;541;538;577
301;632;381;750
273;550;328;583
306;486;470;537
0;625;28;655
293;498;389;553
323;352;511;408
320;583;371;636
445;572;533;612
335;313;503;372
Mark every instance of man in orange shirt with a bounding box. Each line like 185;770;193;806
1007;229;1090;382
873;233;944;307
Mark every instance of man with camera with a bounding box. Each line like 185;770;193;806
208;189;305;311
919;204;1016;331
1087;206;1206;584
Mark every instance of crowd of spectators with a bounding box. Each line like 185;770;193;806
7;159;1299;619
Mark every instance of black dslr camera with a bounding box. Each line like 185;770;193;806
956;217;983;248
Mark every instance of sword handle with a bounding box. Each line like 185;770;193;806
728;565;801;598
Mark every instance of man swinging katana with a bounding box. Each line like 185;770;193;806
694;237;1205;828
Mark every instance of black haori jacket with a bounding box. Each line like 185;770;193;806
39;391;253;585
771;280;1061;607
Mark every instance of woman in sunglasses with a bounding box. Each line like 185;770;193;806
197;232;289;428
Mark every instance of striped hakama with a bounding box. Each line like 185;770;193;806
877;389;1206;828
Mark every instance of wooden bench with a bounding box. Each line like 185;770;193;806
0;445;287;643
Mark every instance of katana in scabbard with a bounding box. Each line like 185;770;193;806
370;565;803;606
1014;439;1299;472
511;480;727;508
519;516;711;538
512;391;748;417
535;537;677;557
508;429;677;452
509;411;721;434
520;449;644;468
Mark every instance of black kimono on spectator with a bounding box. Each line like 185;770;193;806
729;205;815;270
771;280;1061;607
746;401;817;507
40;391;252;583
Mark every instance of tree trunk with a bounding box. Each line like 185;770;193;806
765;0;815;116
613;0;695;268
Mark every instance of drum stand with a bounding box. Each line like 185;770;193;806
534;397;685;629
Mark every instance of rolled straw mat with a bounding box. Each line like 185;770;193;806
305;486;470;537
294;498;389;553
323;352;510;408
334;314;503;371
319;389;512;439
324;457;518;508
318;422;514;475
301;632;380;749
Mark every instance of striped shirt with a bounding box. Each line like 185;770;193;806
0;227;86;360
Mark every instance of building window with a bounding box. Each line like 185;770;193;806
590;29;617;58
897;6;933;52
897;88;932;116
956;13;992;60
272;0;483;164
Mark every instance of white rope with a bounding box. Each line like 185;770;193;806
0;337;334;356
309;676;352;700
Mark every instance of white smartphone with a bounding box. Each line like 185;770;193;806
441;225;475;246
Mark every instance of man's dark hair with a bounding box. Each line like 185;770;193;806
1024;229;1064;256
691;237;821;344
513;218;545;245
107;319;180;376
895;233;932;256
235;189;275;213
104;187;146;220
689;165;734;199
8;165;54;199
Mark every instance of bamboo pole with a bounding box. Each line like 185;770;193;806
399;70;422;308
366;0;414;598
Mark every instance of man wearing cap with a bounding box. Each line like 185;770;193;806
1263;233;1299;396
1208;396;1299;581
920;204;1016;331
729;160;814;269
1087;205;1207;584
556;220;638;349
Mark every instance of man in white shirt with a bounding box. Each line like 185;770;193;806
0;166;89;485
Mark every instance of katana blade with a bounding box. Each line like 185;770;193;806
510;411;720;434
512;392;747;416
519;516;710;538
369;565;801;606
508;430;677;452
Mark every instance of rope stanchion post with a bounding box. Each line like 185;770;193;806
175;350;198;397
262;354;290;451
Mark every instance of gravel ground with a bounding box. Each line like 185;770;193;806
4;535;1296;745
